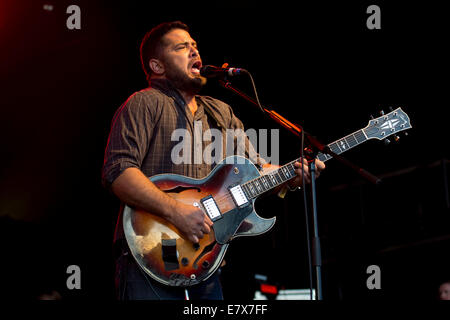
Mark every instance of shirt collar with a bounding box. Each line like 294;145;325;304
149;78;186;106
150;78;205;120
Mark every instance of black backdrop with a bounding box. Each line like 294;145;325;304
0;0;449;300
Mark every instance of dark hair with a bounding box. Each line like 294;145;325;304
140;21;190;83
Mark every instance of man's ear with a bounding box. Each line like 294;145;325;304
149;58;165;75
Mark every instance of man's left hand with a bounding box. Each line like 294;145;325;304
289;158;326;188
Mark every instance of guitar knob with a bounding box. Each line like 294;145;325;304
193;243;200;251
384;138;391;145
181;257;189;266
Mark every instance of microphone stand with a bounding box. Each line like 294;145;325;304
218;78;381;300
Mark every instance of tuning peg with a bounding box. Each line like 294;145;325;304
404;132;408;137
394;135;400;142
384;138;391;145
380;110;385;116
389;106;393;111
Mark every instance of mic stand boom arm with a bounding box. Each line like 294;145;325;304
218;80;381;184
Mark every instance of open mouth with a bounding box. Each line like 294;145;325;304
190;60;202;75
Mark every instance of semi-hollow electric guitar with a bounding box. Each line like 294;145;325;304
123;107;411;287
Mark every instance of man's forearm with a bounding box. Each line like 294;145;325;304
110;167;177;220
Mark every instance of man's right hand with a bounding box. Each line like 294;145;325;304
111;168;214;244
168;201;214;243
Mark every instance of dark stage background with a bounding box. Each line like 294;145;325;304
0;0;449;300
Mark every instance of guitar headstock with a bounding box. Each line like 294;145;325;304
364;107;412;141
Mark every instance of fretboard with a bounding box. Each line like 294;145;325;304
316;129;367;162
241;128;368;199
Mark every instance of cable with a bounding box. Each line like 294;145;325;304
245;71;266;114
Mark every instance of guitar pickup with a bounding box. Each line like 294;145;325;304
200;196;222;222
229;185;249;207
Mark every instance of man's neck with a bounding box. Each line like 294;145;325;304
178;89;197;116
182;92;197;116
150;76;198;115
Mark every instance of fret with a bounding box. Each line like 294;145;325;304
337;138;350;152
329;142;341;154
317;153;326;162
288;164;295;177
259;176;266;190
354;129;367;143
268;173;278;186
290;164;297;178
317;152;332;162
265;174;275;188
277;167;287;181
281;166;292;180
254;179;262;193
259;177;267;192
274;170;284;184
345;134;358;148
241;183;251;199
285;164;294;180
314;130;364;163
281;167;288;180
247;182;257;197
261;176;270;189
288;162;297;176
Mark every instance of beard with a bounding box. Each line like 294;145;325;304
162;58;206;95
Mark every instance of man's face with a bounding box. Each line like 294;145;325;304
439;283;450;300
159;28;204;94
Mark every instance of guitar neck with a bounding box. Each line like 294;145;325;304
316;128;368;162
241;128;369;200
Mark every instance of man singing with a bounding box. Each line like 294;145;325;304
102;21;325;300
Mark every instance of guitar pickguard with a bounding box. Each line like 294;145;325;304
212;204;254;244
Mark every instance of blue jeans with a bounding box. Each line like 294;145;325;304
114;245;224;300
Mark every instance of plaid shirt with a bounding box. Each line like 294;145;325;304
102;79;264;241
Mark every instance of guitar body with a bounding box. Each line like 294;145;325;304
123;156;276;287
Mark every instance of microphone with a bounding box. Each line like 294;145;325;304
200;65;247;78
